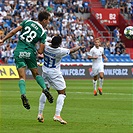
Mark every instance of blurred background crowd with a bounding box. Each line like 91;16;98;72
0;0;132;64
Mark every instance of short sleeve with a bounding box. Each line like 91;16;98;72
60;48;70;57
19;20;27;27
88;49;93;56
101;47;104;54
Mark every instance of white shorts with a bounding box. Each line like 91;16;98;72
42;71;66;90
92;65;104;76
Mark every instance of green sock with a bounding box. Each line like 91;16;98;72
19;80;26;95
36;75;46;89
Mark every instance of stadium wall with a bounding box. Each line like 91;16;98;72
60;63;133;79
0;63;132;79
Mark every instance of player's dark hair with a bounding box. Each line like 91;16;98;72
51;35;62;47
38;11;50;21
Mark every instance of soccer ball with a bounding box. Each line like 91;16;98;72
124;26;133;40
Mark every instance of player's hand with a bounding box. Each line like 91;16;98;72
0;40;3;46
93;56;98;59
80;46;85;49
104;58;108;62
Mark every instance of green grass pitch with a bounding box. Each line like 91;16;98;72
0;79;133;133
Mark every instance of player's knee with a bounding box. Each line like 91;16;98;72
47;87;50;91
30;69;39;77
99;76;104;79
57;89;66;95
94;77;97;81
59;94;66;99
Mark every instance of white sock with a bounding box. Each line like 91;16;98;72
38;93;46;115
93;80;97;90
55;94;66;116
99;78;104;88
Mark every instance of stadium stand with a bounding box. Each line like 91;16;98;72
0;0;133;65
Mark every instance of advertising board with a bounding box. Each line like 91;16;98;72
0;65;132;79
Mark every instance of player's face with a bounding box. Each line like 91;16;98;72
94;40;100;48
43;16;50;27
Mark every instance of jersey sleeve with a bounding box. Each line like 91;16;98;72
19;20;27;27
101;47;104;54
88;48;93;56
60;48;70;57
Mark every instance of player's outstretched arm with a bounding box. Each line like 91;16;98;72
1;26;22;45
70;46;85;54
0;40;3;46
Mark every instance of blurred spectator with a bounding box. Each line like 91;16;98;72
128;5;133;19
119;0;127;14
1;47;6;63
80;42;87;59
113;27;121;42
119;42;126;54
105;1;113;8
104;39;110;50
115;41;126;55
112;0;119;8
115;42;121;55
78;5;84;14
83;1;90;13
110;44;116;54
126;0;132;12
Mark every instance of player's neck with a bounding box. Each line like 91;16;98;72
50;44;59;48
38;21;45;27
38;21;42;25
95;46;99;49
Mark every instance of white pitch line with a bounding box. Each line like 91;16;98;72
67;91;133;96
0;90;132;96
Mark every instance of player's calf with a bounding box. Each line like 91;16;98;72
42;89;54;103
21;94;30;110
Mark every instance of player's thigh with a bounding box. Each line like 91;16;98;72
92;67;99;76
26;52;37;69
99;66;104;76
51;74;66;90
42;72;51;88
30;68;39;79
14;50;37;69
17;67;26;79
14;51;26;69
48;73;66;90
99;65;104;73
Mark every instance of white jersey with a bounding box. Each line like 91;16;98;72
42;44;70;74
42;44;70;90
89;46;104;68
89;46;104;76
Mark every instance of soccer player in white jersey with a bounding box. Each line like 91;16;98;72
88;38;108;96
37;35;84;124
